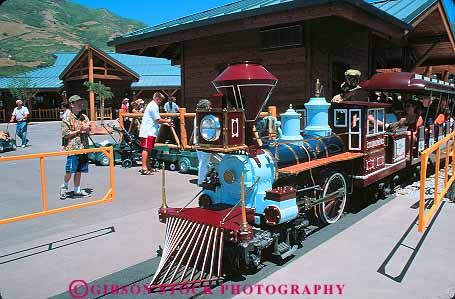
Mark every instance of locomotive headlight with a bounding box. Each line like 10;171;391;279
200;114;221;141
264;206;281;225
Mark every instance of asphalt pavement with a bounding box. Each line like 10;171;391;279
0;121;454;299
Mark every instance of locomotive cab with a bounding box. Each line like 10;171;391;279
330;101;407;187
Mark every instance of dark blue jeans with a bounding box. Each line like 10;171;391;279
16;121;28;145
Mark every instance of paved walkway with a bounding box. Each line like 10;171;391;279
252;192;455;299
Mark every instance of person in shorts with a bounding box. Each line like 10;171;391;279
138;92;173;175
60;95;92;198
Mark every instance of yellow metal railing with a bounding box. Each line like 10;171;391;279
418;129;455;232
0;147;115;225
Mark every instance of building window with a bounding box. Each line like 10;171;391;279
260;25;303;50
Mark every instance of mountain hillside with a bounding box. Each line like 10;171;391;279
0;0;147;76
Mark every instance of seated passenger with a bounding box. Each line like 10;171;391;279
402;102;424;145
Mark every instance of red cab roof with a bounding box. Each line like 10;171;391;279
360;72;455;94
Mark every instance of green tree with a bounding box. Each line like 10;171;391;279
83;81;113;123
8;76;38;117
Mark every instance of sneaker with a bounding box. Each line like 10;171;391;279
21;145;26;148
60;185;68;199
73;189;91;197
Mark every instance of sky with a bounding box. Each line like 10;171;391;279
70;0;237;26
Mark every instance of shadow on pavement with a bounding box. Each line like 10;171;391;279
377;202;445;283
0;226;115;265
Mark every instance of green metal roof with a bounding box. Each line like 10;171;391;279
367;0;436;23
109;0;415;46
0;51;181;90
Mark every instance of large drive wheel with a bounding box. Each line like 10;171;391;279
317;172;348;225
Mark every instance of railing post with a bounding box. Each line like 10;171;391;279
434;148;441;205
418;154;428;232
40;157;48;211
444;139;450;188
179;108;188;149
108;147;115;201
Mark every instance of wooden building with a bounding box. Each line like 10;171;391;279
0;45;181;122
109;0;455;112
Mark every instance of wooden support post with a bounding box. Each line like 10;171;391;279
268;106;277;118
411;43;439;72
160;89;170;97
133;90;143;101
170;126;182;149
424;66;432;77
88;49;95;121
179;108;188;149
443;70;449;82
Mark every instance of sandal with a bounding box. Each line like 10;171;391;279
139;169;154;175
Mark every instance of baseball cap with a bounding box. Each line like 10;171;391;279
345;69;361;77
69;95;84;103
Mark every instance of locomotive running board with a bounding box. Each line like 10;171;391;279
279;152;364;175
149;216;224;292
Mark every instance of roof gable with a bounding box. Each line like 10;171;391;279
59;45;140;81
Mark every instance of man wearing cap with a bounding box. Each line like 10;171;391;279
9;99;30;147
139;92;173;175
163;96;180;142
331;69;369;103
163;96;179;114
132;99;144;113
60;95;92;199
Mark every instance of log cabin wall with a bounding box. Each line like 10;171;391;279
182;17;370;114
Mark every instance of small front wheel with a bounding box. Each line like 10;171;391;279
99;155;110;166
169;162;178;171
122;159;133;168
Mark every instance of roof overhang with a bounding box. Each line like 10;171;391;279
437;0;455;53
108;0;411;47
59;45;140;81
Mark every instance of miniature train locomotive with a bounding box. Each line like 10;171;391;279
149;62;455;290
